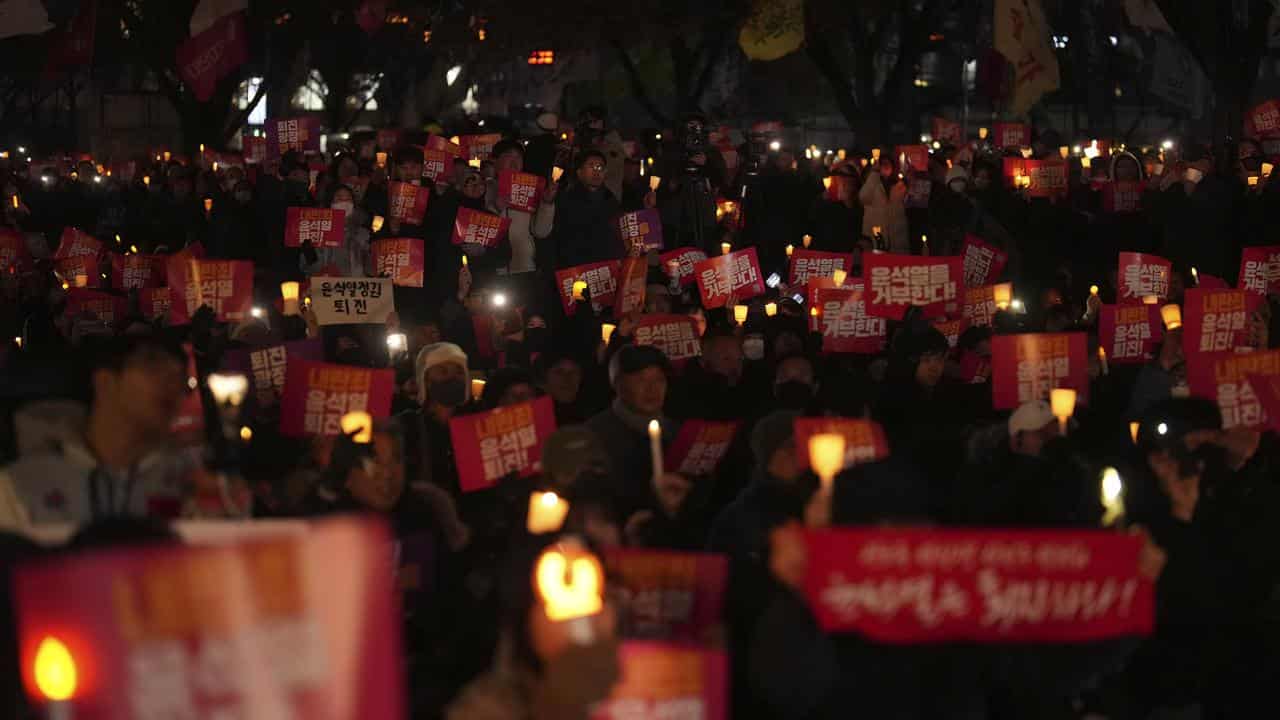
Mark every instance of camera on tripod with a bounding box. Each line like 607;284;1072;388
680;113;708;176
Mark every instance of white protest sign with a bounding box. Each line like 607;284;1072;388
310;276;395;326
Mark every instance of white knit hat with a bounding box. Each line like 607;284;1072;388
1008;400;1055;437
414;342;469;405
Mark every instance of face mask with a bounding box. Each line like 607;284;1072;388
1185;167;1204;184
774;380;814;410
743;337;766;361
332;201;355;215
428;378;468;408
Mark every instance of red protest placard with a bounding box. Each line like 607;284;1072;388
801;528;1154;642
863;253;963;320
990;333;1089;410
1248;374;1280;433
279;360;394;437
592;642;728;720
284;207;346;248
372;238;425;287
1098;304;1163;365
450;396;557;492
0;228;31;272
931;117;962;145
224;338;325;408
793;417;890;470
960;234;1008;287
1028;159;1069;199
458;133;503;162
388;181;429;226
993;122;1030;148
1102;181;1146;214
451;206;511;249
894;144;930;172
110;254;164;290
55;255;101;288
635;314;702;365
618;209;664;254
1186;350;1280;430
167;258;254;324
13;518;406;720
694;248;765;309
54;227;101;261
265;117;321;158
421;148;452;182
498;170;545;213
175;11;247;103
1238;245;1280;298
64;289;126;325
1245;99;1280;138
663;420;739;476
659;247;707;288
1118;252;1172;303
817;283;887;354
242;135;267;165
555;260;622;315
137;287;172;321
604;550;729;642
616;256;648;316
1183;288;1252;357
933;317;969;349
806;277;836;331
789;249;854;286
1195;273;1231;290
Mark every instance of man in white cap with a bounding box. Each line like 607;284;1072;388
1008;399;1060;458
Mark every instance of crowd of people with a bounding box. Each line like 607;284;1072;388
1;105;1279;719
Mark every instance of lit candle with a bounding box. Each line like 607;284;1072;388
765;302;778;317
203;197;213;216
527;491;570;534
1249;176;1259;187
535;542;604;645
733;305;748;326
1050;388;1077;434
721;242;731;255
1129;421;1140;444
871;147;881;161
199;143;205;155
666;259;680;278
809;433;846;491
239;426;253;442
468;157;481;168
386;332;408;357
993;283;1013;311
1264;162;1275;177
649;175;661;191
1100;466;1125;527
837;149;847;160
1090;284;1099;296
73;274;88;288
376;151;387;168
207;372;249;407
551;166;563;183
1098;346;1109;375
1141;295;1159;305
212;161;219;172
163;151;171;162
13;336;21;349
470;378;485;402
803;234;812;248
810;306;819;318
142;175;151;187
371;215;385;233
341;411;373;443
871;226;881;239
831;268;847;287
601;323;616;344
10;195;17;209
572;280;588;301
978;127;988;140
1020;147;1034;159
33;635;77;717
1080;156;1092;170
461;254;468;268
648;419;664;485
280;281;300;316
822;177;833;190
1190;267;1199;285
785;244;794;257
1160;304;1182;330
1059;146;1069;160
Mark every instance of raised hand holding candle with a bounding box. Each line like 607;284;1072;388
733;305;748;326
721;242;731;255
1160;304;1182;330
1129;421;1140;444
572;280;588;301
649;175;661;191
809;433;846;491
552;166;564;183
802;234;812;248
1100;467;1125;527
785;244;794;257
831;268;847;287
281;281;300;316
371;215;385;233
601;323;616;344
1098;346;1109;375
527;491;570;534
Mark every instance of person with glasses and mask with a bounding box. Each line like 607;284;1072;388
550;150;622;270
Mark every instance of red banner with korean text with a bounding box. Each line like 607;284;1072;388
604;551;729;642
426;134;463;158
284;207;346;248
660;247;707;288
1027;159;1069;199
242;135;267;165
933;317;969;349
138;287;171;322
0;229;31;272
388;181;429;226
498;170;545;213
1186;350;1280;430
894;144;930;172
13;517;405;720
64;288;126;325
863;253;963;320
960;234;1008;287
265;117;321;158
1238;245;1280;298
618;209;664;254
1183;288;1253;357
789;249;854;287
616;256;648;316
1102;181;1146;214
931;117;963;145
421;148;452;182
279;359;394;437
451;207;510;249
1247;374;1280;433
167;258;254;324
635;314;702;365
806;278;836;331
818;283;887;354
54;227;101;261
451;396;557;492
372;238;425;287
458;133;503;162
556;260;621;315
592;642;728;720
694;248;765;309
1118;252;1172;303
802;528;1154;642
793;417;890;471
175;11;247;103
991;333;1089;410
55;255;101;288
110;254;164;289
224;338;325;408
993;122;1030;149
1245;99;1280;138
663;420;739;476
1098;304;1163;365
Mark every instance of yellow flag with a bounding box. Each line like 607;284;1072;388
739;0;805;62
994;0;1060;116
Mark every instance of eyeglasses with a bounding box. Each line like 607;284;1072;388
583;163;605;172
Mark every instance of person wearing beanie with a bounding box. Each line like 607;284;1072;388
400;342;475;498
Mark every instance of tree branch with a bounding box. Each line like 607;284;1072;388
608;37;669;126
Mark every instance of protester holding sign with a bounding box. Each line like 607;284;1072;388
489;139;557;276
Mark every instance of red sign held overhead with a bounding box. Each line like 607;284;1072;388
265;117;321;158
992;122;1030;149
659;247;707;288
450;396;557;492
894;144;930;172
789;249;854;287
1117;252;1172;303
0;229;31;272
1186;350;1280;430
498;170;545;213
863;253;963;320
604;550;729;642
1098;304;1163;365
817;283;887;355
555;260;622;315
931;117;963;145
372;238;425;287
990;333;1089;410
110;254;164;290
793;416;890;470
387;181;430;226
279;359;394;437
451;207;510;249
64;288;126;325
959;235;1008;287
421;148;452;182
592;642;728;720
1245;99;1280;138
1102;181;1145;214
54;227;101;261
284;207;346;248
1238;245;1280;298
663;420;739;476
693;248;765;309
1183;288;1254;357
167;258;254;324
176;11;248;103
634;314;702;365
